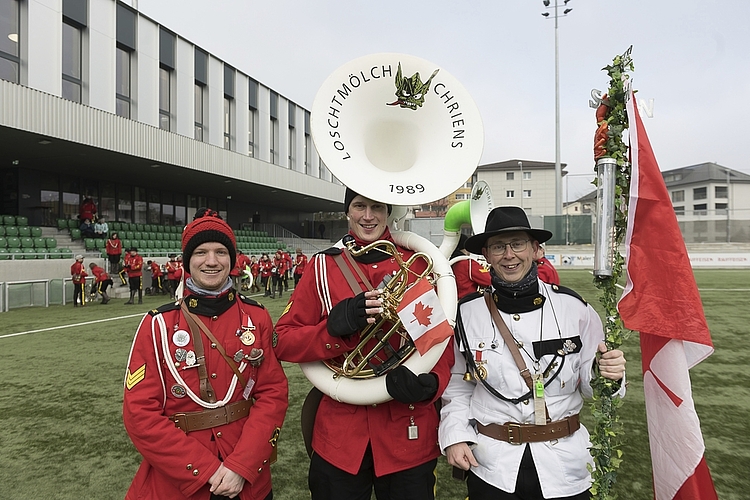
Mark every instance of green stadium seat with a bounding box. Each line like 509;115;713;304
84;239;95;251
139;240;148;250
70;228;81;241
133;231;143;240
122;239;132;250
5;226;18;236
20;237;34;248
30;226;42;237
0;248;8;260
9;247;23;259
0;227;4;236
68;219;78;229
146;232;156;240
2;215;15;225
22;247;37;259
57;219;68;231
18;226;31;237
15;216;28;226
95;239;105;250
59;248;73;260
0;236;6;248
6;236;20;248
45;237;57;248
33;237;46;248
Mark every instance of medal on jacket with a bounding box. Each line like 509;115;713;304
533;373;546;425
408;416;418;440
238;312;256;346
474;350;487;381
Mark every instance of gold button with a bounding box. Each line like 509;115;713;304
325;343;331;349
533;297;542;306
174;362;180;367
193;469;199;476
523;399;530;405
211;343;217;349
409;404;415;410
216;432;222;438
263;459;268;464
212;315;218;321
513;314;520;321
478;342;485;348
258;467;263;473
334;343;340;349
211;373;217;379
186;464;193;470
372;403;377;407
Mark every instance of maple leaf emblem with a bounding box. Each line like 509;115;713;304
411;301;433;327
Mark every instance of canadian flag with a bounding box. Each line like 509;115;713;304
618;92;718;500
396;278;453;355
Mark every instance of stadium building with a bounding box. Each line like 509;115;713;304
0;0;344;243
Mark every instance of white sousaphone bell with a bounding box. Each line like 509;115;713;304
302;53;484;405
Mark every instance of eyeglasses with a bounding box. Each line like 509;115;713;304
487;240;530;255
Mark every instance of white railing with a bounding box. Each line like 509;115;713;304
1;277;95;312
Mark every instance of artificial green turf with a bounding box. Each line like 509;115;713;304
0;270;748;499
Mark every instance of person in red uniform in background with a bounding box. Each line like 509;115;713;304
122;208;288;500
165;254;179;298
451;233;492;300
292;248;308;287
534;243;560;285
249;255;260;293
89;262;112;304
147;260;164;295
271;251;286;299
274;188;453;500
119;248;132;286
124;247;144;305
232;250;252;291
71;254;88;307
80;196;97;223
106;232;123;275
281;250;293;292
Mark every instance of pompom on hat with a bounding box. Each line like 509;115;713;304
181;208;237;268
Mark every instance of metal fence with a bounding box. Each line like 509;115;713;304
1;277;94;312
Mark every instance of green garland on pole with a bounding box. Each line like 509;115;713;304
588;46;635;499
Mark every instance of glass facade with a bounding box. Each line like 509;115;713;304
0;0;19;83
116;46;131;118
159;67;171;130
62;21;82;102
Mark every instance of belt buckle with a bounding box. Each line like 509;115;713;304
506;423;523;445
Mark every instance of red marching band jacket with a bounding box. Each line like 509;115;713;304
127;254;144;278
122;290;288;500
452;257;492;300
274;228;454;477
70;261;87;284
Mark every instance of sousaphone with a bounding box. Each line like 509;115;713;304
303;53;484;405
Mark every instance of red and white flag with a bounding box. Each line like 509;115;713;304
396;278;453;355
618;93;718;500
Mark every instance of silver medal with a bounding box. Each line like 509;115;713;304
172;329;190;347
174;348;188;362
233;349;244;363
185;350;196;366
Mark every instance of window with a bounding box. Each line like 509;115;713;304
671;190;684;202
270;91;279;164
118;184;132;222
223;97;232;150
100;182;116;221
693;203;707;215
115;46;132;118
715;186;728;198
288;127;295;168
523;190;532;198
248;78;258;157
715;203;728;215
523;171;531;180
455;193;466;200
305;133;312;175
62;20;83;102
506;190;515;198
464;181;473;189
134;187;147;224
40;172;60;223
0;0;20;83
148;190;161;224
506;172;514;181
693;187;707;200
159;67;171;130
673;206;685;215
288;102;296;169
194;83;205;141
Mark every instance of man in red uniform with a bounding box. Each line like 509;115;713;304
165;254;180;298
281;250;293;292
534;243;560;285
119;247;132;286
275;189;453;500
292;248;308;287
258;254;273;297
232;250;252;291
271;251;286;299
147;260;164;295
71;254;88;307
88;262;112;304
106;232;123;275
123;208;288;500
249;255;260;293
451;234;492;300
125;247;144;305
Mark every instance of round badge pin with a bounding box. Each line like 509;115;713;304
171;385;187;398
174;348;188;362
172;329;190;347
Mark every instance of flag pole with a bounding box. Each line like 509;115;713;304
588;46;634;500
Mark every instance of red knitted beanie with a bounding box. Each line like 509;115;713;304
181;208;237;268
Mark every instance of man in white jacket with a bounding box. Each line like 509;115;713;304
439;206;626;500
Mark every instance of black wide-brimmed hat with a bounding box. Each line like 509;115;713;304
464;206;553;255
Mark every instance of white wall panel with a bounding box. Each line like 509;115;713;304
235;73;249;156
88;0;115;112
136;15;159;127
174;37;194;138
26;0;61;95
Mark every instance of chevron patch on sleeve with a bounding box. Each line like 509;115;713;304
125;364;146;390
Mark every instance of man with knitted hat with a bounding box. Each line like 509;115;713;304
275;189;453;500
439;206;626;500
123;208;288;500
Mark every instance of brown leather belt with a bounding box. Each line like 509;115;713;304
477;414;580;445
169;399;254;433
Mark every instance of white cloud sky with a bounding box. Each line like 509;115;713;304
138;0;750;201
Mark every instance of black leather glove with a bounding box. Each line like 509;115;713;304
386;365;439;404
327;291;369;338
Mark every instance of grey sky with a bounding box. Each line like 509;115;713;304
138;0;749;202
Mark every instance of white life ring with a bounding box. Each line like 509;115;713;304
299;230;457;405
